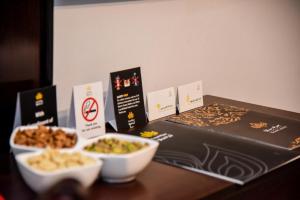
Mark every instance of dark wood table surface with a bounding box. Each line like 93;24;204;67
1;95;300;200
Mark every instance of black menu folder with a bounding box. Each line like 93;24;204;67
167;104;300;150
132;121;300;185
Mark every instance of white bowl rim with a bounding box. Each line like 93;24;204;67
15;149;103;176
82;133;159;159
10;125;79;152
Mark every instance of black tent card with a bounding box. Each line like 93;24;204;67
105;67;147;131
13;85;58;128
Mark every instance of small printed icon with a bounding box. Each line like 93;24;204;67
290;137;300;148
35;92;44;107
86;85;92;91
156;103;161;110
185;95;191;103
131;72;139;86
114;76;122;90
82;97;99;122
85;85;92;96
35;110;45;118
250;122;268;129
128;112;134;120
124;79;131;87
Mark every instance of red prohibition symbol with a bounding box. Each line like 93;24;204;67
81;97;98;122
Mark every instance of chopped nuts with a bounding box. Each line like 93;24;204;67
14;126;77;149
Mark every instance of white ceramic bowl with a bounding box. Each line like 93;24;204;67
10;125;81;155
15;149;102;193
82;133;159;183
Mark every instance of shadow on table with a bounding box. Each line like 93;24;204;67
89;178;150;199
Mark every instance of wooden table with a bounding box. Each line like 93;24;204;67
1;95;300;200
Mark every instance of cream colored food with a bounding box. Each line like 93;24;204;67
27;149;96;172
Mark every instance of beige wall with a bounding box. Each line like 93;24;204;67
54;0;300;113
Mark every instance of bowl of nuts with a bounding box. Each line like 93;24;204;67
83;133;159;183
15;148;102;192
10;125;79;155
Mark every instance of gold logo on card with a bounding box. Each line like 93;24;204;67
128;112;134;120
156;103;161;110
140;131;159;138
35;92;43;100
86;85;92;96
185;95;191;103
86;85;91;91
250;122;268;129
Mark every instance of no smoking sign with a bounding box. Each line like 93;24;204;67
81;97;98;122
70;81;105;139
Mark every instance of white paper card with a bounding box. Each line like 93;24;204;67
69;81;105;139
177;81;203;113
147;87;176;121
104;79;117;131
13;93;21;128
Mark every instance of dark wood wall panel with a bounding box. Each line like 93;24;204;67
0;0;53;152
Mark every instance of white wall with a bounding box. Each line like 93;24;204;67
54;0;300;113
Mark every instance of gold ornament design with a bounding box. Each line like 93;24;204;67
140;131;159;138
250;122;268;129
